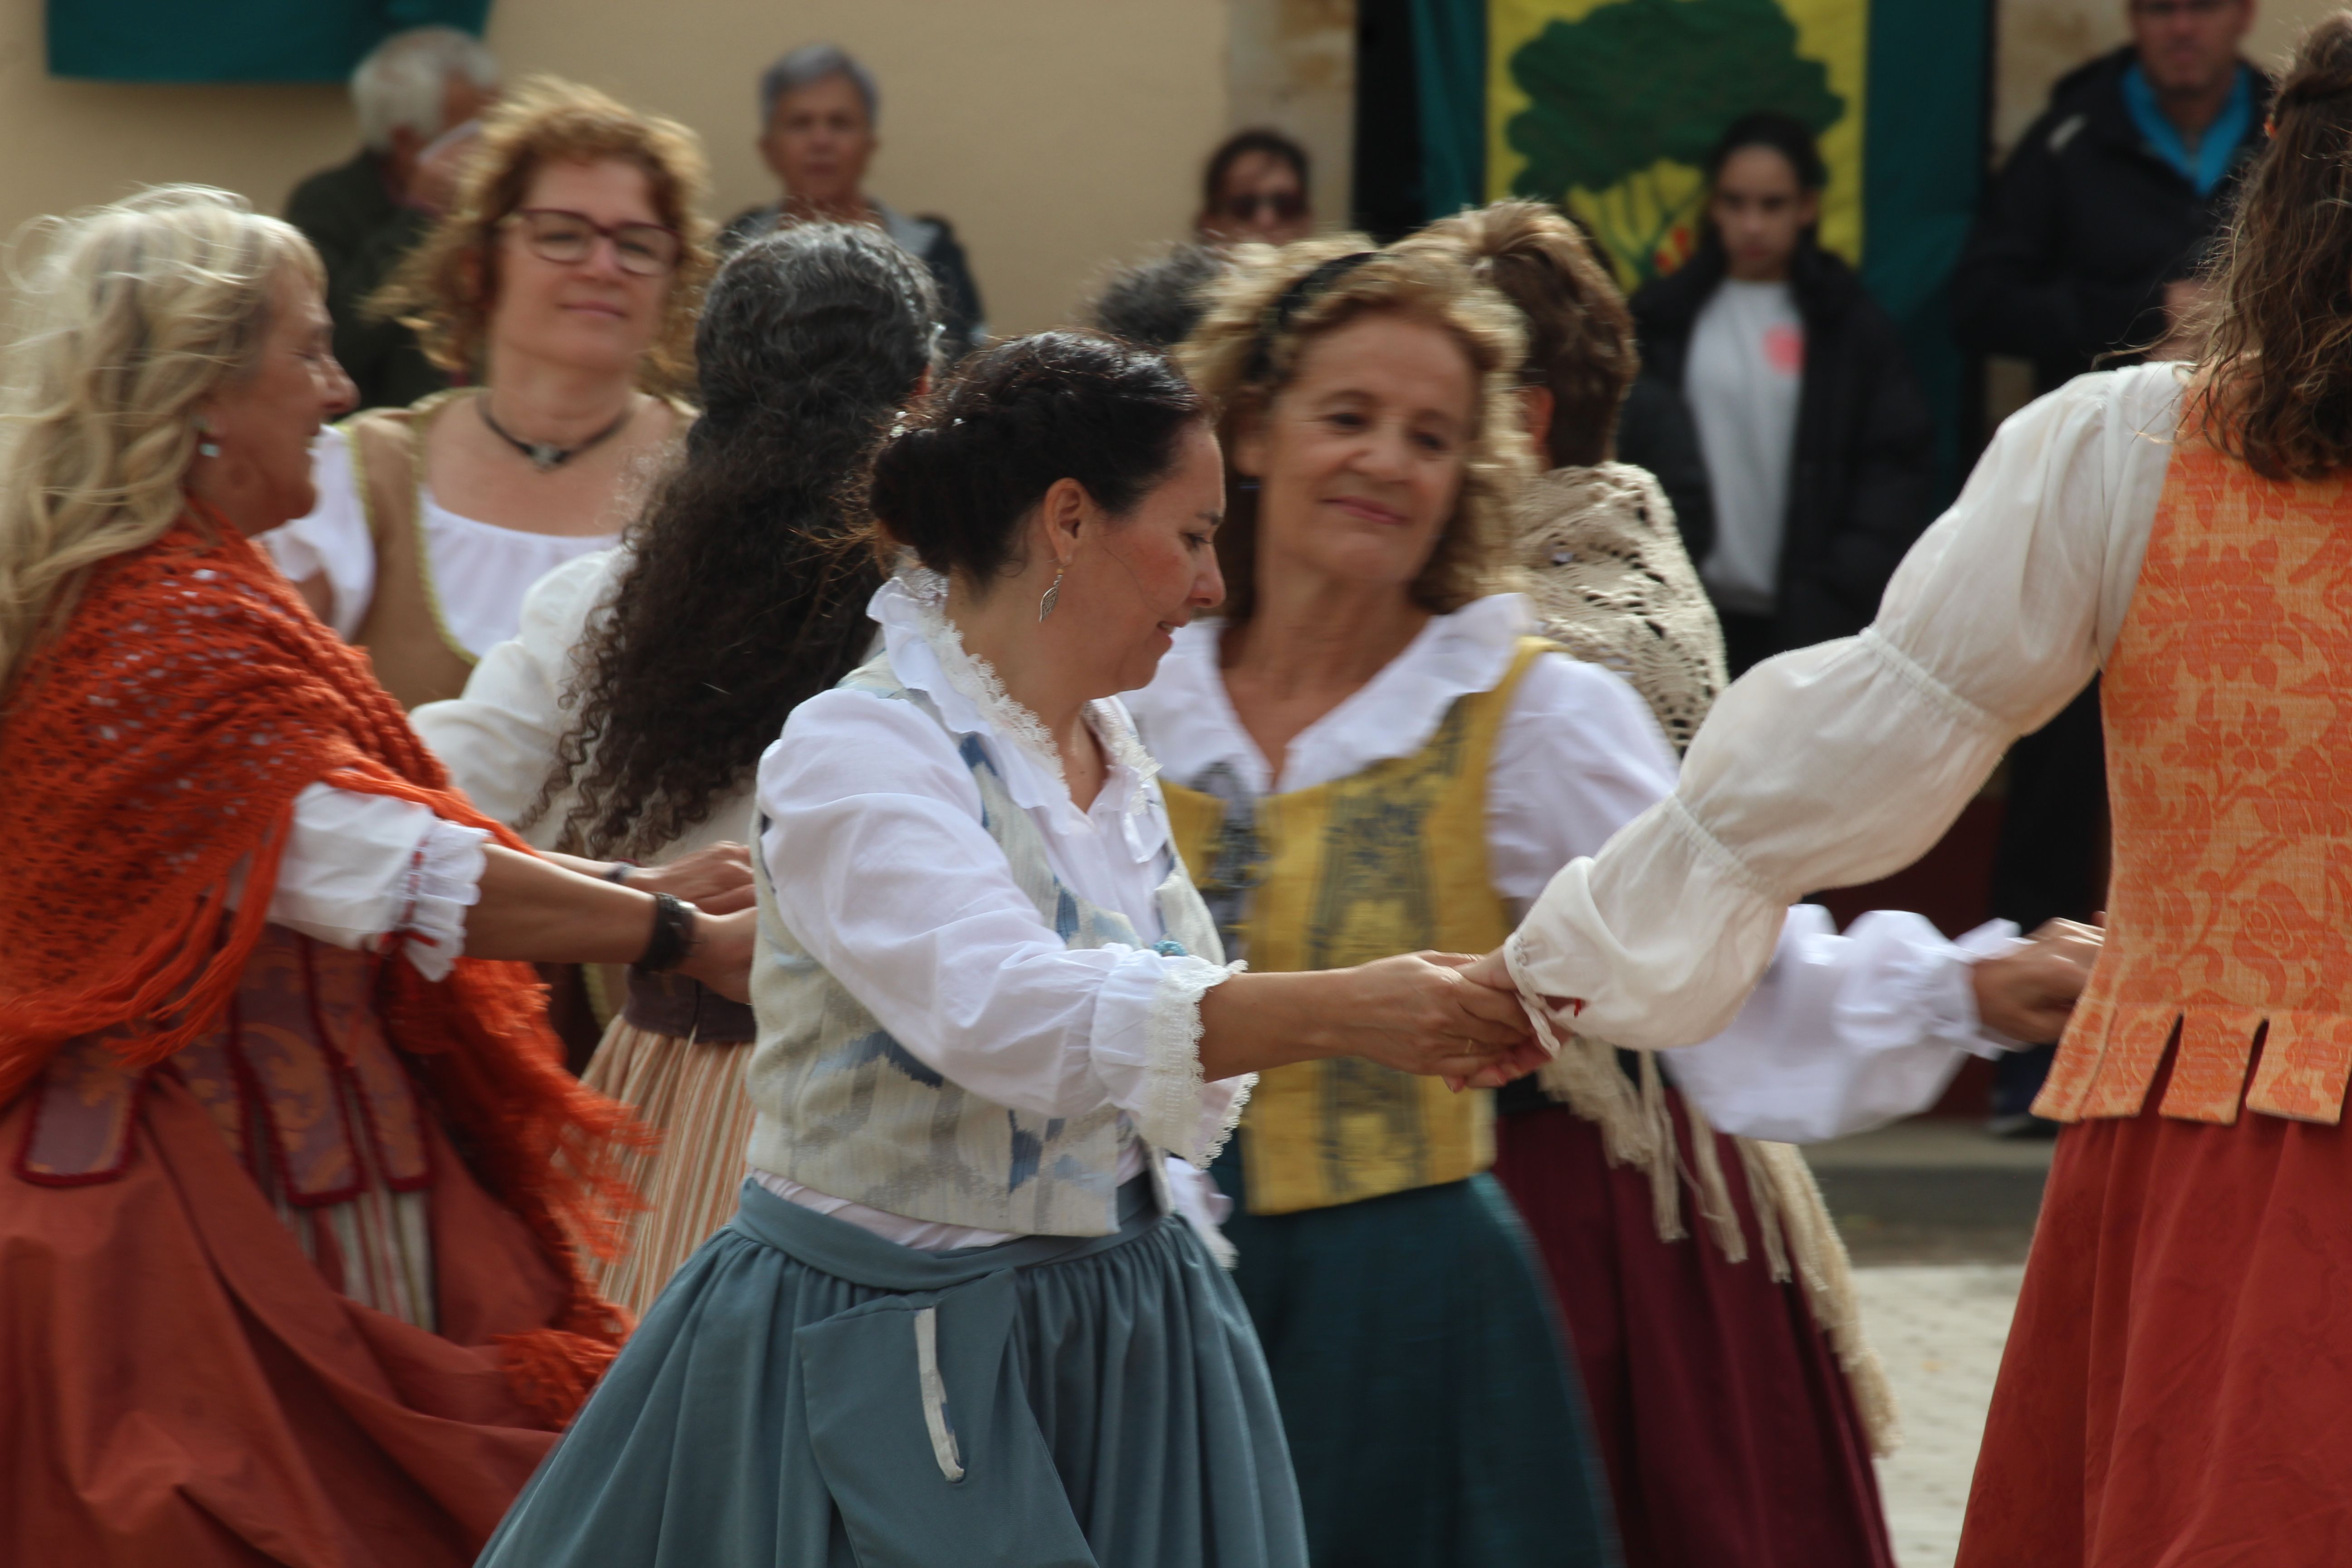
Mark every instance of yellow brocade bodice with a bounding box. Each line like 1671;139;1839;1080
1161;639;1549;1214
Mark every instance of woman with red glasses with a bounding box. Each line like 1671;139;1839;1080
262;77;715;717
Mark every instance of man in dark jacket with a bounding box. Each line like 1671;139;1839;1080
1632;113;1933;673
1954;0;2269;392
719;43;986;363
285;26;498;411
1953;1;2266;1132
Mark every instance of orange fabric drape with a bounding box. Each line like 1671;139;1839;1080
0;509;641;1411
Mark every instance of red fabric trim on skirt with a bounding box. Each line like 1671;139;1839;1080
1494;1098;1895;1568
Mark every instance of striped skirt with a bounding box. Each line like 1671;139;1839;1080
581;1018;759;1318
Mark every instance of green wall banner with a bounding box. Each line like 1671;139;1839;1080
49;0;490;83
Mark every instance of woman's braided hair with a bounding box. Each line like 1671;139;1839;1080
861;329;1207;586
522;223;937;857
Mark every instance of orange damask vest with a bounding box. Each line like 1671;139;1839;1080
2039;438;2352;1126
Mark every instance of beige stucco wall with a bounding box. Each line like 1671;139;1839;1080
0;0;1231;335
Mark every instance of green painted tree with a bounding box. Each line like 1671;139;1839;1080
1508;0;1844;282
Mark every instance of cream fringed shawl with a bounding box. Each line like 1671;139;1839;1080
1508;461;1900;1455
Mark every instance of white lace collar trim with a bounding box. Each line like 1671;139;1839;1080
1128;592;1535;798
871;572;1166;857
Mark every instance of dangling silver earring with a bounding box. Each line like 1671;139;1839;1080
194;416;221;459
1038;566;1066;622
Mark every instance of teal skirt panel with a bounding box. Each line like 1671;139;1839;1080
1213;1149;1623;1567
478;1176;1306;1568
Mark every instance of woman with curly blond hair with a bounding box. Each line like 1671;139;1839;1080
264;76;714;714
0;186;752;1568
1130;234;2093;1565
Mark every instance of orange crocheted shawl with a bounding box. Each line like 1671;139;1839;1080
0;509;639;1416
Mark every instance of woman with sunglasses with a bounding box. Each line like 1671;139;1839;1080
264;78;715;716
1196;127;1316;248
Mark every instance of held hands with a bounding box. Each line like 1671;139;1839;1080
625;843;755;914
1339;951;1552;1086
1972;917;2103;1044
676;907;758;1004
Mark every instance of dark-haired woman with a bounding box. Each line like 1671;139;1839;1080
412;222;934;1315
477;330;1548;1567
1495;20;2352;1567
1631;111;1932;676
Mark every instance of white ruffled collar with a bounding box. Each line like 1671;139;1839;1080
870;571;1166;861
1127;592;1534;797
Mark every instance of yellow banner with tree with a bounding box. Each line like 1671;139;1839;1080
1487;0;1866;285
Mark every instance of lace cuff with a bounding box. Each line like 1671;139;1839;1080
1088;950;1251;1169
391;816;489;982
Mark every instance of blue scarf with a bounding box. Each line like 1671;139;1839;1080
2123;62;2253;197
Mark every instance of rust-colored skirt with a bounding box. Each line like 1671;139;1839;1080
0;1076;573;1567
1494;1098;1896;1568
580;1019;757;1318
1960;1045;2352;1565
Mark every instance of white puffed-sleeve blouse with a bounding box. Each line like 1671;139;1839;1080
1505;363;2184;1065
1127;592;2022;1143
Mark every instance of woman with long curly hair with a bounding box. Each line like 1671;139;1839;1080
1490;15;2352;1565
263;76;715;713
0;187;750;1568
414;220;940;1314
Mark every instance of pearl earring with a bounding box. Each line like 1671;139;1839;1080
194;416;221;459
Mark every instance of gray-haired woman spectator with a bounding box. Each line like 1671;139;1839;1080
720;42;986;361
285;25;501;410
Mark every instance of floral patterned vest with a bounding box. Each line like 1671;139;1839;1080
2040;439;2352;1126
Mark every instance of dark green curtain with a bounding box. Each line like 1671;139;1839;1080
49;0;490;83
1861;2;1988;501
1412;0;1489;221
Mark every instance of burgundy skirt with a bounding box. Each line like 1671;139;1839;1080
1494;1098;1895;1568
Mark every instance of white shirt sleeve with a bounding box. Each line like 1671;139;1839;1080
259;426;376;641
1506;366;2182;1050
412;549;618;843
242;782;490;982
758;689;1249;1167
1487;651;2028;1137
1486;653;1682;916
1661;911;2023;1142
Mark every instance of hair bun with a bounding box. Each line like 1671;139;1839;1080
863;331;1204;582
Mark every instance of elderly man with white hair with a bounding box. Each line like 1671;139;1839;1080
286;25;500;409
720;42;986;359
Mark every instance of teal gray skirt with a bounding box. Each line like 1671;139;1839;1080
477;1174;1306;1568
1213;1146;1622;1566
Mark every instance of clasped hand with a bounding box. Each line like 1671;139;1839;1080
1342;951;1553;1089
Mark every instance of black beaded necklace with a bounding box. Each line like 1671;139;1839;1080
478;394;636;473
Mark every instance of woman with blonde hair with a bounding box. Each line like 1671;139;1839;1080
0;186;750;1567
1133;235;2093;1565
1494;15;2352;1564
264;75;715;713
